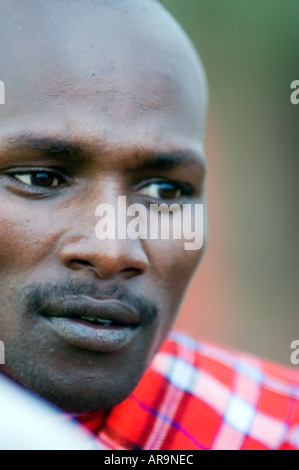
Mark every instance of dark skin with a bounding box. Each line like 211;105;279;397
0;0;208;413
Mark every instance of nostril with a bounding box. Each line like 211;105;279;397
72;259;93;267
123;267;142;274
67;261;143;279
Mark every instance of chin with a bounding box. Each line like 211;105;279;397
10;369;143;415
46;390;130;414
2;331;157;414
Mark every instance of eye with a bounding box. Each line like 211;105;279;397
6;169;69;190
14;171;61;188
137;182;188;201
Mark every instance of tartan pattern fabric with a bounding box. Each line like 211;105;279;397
77;332;299;450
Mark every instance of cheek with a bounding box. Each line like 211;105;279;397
144;237;206;305
139;239;206;359
143;208;208;326
144;216;208;279
144;207;208;283
0;201;58;271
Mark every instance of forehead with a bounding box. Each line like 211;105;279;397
0;1;207;157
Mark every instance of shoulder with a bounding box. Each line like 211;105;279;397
147;332;299;450
156;332;299;389
89;333;299;450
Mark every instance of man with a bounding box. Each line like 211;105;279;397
0;0;298;450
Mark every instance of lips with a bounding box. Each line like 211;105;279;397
40;296;140;324
40;296;140;353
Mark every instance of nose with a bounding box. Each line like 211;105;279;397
59;201;149;280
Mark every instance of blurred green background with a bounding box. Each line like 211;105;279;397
161;0;299;365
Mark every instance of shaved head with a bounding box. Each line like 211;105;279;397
0;0;207;140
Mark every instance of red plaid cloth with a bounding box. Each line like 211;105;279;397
77;332;299;450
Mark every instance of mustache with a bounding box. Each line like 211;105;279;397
23;280;158;326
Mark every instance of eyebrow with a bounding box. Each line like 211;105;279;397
1;136;82;160
133;152;206;172
0;135;206;172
